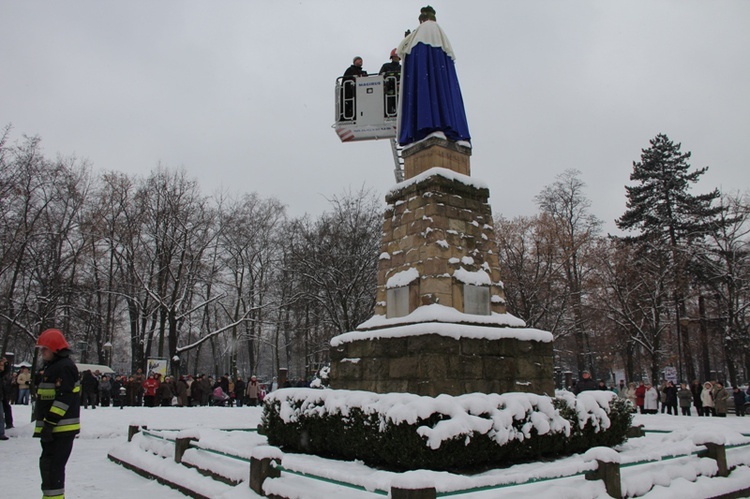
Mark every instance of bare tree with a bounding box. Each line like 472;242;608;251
535;169;602;376
286;188;381;377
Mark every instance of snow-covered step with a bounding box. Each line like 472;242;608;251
108;439;240;499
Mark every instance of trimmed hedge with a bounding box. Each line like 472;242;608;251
261;389;633;472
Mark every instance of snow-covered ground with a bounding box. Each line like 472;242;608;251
3;402;750;498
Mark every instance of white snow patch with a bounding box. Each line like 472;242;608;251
693;432;726;446
453;267;491;285
251;445;284;461
386;268;420;289
351;303;529;332
389;167;487;196
583;447;622;464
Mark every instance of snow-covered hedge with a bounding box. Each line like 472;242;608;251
261;388;632;471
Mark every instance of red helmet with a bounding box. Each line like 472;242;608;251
390;48;398;59
36;328;70;353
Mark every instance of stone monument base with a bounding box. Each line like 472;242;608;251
329;328;555;397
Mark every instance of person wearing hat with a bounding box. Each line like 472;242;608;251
34;328;81;499
379;49;401;76
379;48;401;116
573;370;598;394
343;56;368;78
340;56;368;121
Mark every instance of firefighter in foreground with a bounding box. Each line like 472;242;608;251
34;328;81;499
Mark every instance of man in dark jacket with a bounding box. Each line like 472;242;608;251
234;376;246;407
344;56;367;78
378;49;401;116
80;370;98;409
573;370;598;394
1;356;13;431
379;49;401;76
191;374;204;406
35;328;81;499
341;56;368;121
0;356;9;440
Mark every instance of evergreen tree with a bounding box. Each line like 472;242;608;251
616;133;724;382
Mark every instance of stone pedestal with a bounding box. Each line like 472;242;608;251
330;333;554;397
374;167;505;318
329;137;555;397
402;135;471;179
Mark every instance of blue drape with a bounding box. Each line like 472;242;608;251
398;42;471;146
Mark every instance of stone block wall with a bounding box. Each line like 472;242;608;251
330;333;555;397
374;172;507;318
402;136;472;179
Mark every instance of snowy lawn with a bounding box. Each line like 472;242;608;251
3;402;750;498
1;403;263;499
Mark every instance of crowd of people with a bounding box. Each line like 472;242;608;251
573;370;746;417
74;370;309;409
1;362;313;423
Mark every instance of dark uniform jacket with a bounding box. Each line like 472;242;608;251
343;64;367;77
34;353;81;438
379;61;401;76
573;377;598;394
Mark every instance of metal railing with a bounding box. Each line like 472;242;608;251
136;426;750;498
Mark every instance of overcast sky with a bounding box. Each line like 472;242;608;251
2;1;748;234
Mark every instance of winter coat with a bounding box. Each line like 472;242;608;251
126;379;139;404
156;381;173;402
378;61;401;76
219;377;230;394
626;387;637;407
17;370;31;389
81;371;99;393
644;387;659;410
714;386;730;415
247;380;260;399
343;64;367;78
234;380;246;399
34;351;81;438
635;385;646;407
191;379;204;402
733;390;746;408
142;378;159;397
573;377;598;394
0;362;8;402
664;385;678;406
701;384;714;408
176;379;188;406
691;382;703;408
677;388;693;408
99;378;112;395
196;379;211;404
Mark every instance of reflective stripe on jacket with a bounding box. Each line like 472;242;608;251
34;355;81;437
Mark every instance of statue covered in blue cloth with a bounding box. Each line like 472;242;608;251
396;6;471;147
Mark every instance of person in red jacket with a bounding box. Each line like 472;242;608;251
635;381;647;414
142;374;160;407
